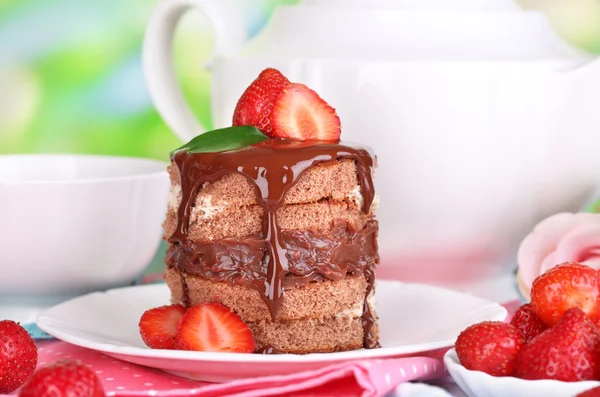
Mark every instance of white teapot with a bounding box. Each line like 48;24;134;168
142;0;600;283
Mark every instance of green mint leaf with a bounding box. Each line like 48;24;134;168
174;126;268;154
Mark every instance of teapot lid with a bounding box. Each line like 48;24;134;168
249;0;582;61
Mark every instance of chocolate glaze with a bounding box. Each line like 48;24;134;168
168;139;379;348
166;221;378;288
179;272;191;307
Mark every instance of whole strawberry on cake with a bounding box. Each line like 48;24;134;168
161;68;379;354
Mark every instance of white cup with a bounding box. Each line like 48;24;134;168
0;154;169;322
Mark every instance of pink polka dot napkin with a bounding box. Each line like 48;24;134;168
4;341;447;397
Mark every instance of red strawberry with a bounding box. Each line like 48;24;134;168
139;304;186;349
510;303;547;342
516;307;600;381
531;262;600;327
455;321;524;377
0;320;37;393
19;360;104;397
270;83;341;142
577;386;600;397
232;68;290;136
175;303;254;353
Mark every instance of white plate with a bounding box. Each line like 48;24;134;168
444;348;600;397
37;281;506;382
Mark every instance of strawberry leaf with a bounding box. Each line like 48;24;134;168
173;126;268;154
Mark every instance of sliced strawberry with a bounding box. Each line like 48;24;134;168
139;304;186;349
531;262;600;327
510;303;547;342
175;303;254;353
516;307;600;381
455;321;524;377
232;68;290;137
270;83;341;142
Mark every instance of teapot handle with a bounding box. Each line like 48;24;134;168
142;0;246;143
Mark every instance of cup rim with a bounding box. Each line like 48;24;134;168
0;153;169;186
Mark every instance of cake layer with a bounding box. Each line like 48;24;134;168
167;159;362;208
165;268;379;353
163;201;371;241
249;315;365;354
165;157;376;241
164;267;368;322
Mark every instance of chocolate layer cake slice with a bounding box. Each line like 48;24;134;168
163;138;380;353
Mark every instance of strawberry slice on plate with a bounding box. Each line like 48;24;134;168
139;304;186;349
175;302;254;353
232;68;290;137
270;83;341;142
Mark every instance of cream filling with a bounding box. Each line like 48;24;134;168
168;185;226;220
348;185;364;208
370;194;380;213
337;302;364;318
366;292;377;315
348;186;379;214
167;184;181;208
190;196;226;222
336;294;377;319
168;184;374;219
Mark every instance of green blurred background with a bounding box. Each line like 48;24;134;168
0;0;599;161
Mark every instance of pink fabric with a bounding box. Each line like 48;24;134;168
3;341;447;397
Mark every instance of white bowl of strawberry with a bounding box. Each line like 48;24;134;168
445;262;600;397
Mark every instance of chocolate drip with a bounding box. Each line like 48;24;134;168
169;139;378;347
362;267;380;349
179;272;191;308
